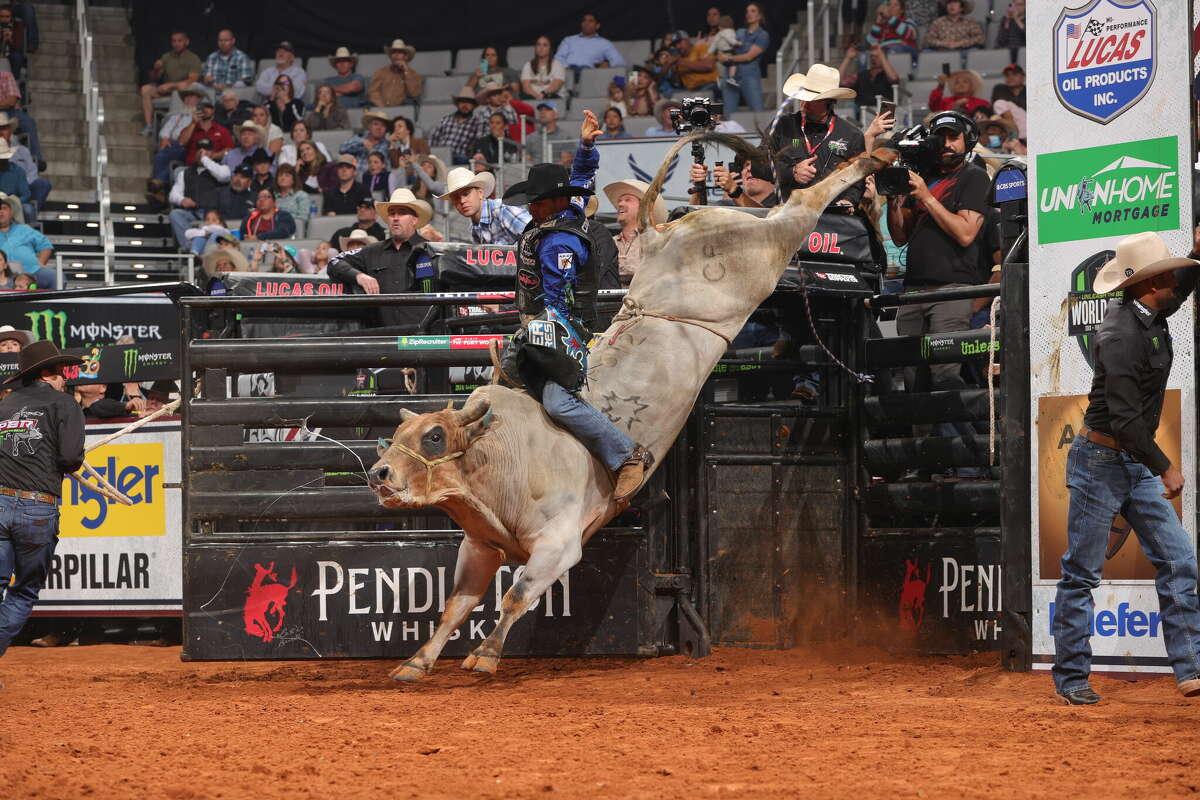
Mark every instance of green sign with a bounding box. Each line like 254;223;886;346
1036;136;1179;245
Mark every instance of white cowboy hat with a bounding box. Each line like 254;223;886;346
0;140;13;161
375;187;433;228
436;167;495;200
783;64;856;102
0;111;17;130
602;179;667;225
338;228;380;251
202;246;250;276
385;38;416;58
0;191;21;219
235;121;266;141
417;154;448;184
0;325;30;347
1092;232;1200;294
328;46;358;68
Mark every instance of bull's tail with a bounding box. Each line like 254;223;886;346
638;131;766;232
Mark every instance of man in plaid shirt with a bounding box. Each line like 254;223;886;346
0;67;39;159
428;91;485;164
202;28;254;91
438;168;531;245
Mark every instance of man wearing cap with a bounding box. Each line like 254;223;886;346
0;339;85;660
604;179;665;286
215;163;255;223
1053;230;1200;705
139;31;204;136
202;28;253;91
0;186;51;287
499;109;650;501
321;47;367;108
179;97;233;166
523;101;572;165
329;198;386;248
990;63;1025;110
340;110;391;179
255;41;307;101
438;168;531;246
369;39;423;108
429;91;486;165
771;65;865;203
241;187;295;242
167;137;231;249
323;154;372;216
327;188;434;329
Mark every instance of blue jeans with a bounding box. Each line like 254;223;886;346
12;108;40;159
1052;436;1200;692
722;75;764;112
0;495;61;657
542;381;636;472
152;143;186;184
169;207;202;250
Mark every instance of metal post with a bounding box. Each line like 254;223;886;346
1000;259;1032;672
55;253;63;290
186;254;195;285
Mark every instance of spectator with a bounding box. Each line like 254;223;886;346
268;75;305;131
472;112;521;167
144;380;179;414
279;119;331;166
139;31;203;136
841;0;870;50
992;98;1026;139
337;228;378;254
465;45;520;95
718;2;769;112
321;47;367;108
990;63;1026;110
11;270;31;290
924;0;985;66
295;140;329;194
907;0;939;26
0;113;42;205
438;168;530;245
250;241;300;273
223;121;265;170
711;16;742;90
181;208;232;256
676;9;720;96
428;90;484;165
994;0;1025;63
168;138;231;249
241;187;296;241
598;107;631;139
0;141;30;222
838;43;900;110
772;66;865;203
214;89;254;130
340;110;391;178
326;188;434;329
474;80;535;131
76;383;142;419
625;67;660;117
323;154;372;215
201;28;253;90
328;198;386;246
214;163;256;223
305;85;351;131
979;113;1019;154
523;100;573;163
605;80;628;117
201;245;249;277
150;87;202;188
362;151;391;201
386;116;429;169
272;164;311;233
603;179;666;286
644;98;680;136
299;240;333;274
180;97;233;165
520;36;566;100
690;154;778;208
0;260;18;291
555;11;624;70
255;41;307;101
865;0;920;70
0;66;39;159
0;195;53;287
0;4;27;78
408;154;448;202
644;47;680;98
929;68;990;115
968;103;993;128
250;105;285;155
247;148;275;195
368;39;423;108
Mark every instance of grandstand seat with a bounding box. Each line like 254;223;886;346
505;45;536;70
356;54;390;76
306;56;337;84
612;40;653;66
968;48;1017;76
429;146;453;168
409;50;453;76
573;67;624;98
312;128;352;156
229;85;259;103
306;214;356;242
888;52;914;77
914;52;953;80
424;74;467;102
419;104;455;127
906;79;940;108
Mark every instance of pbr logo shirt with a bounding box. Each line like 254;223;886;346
0;381;85;498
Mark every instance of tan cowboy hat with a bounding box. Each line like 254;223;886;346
0;140;13;161
0;111;17;130
451;88;479;105
947;69;985;99
783;64;856;102
603;179;667;225
417;154;448;184
980;114;1017;137
942;0;975;12
475;75;507;102
1092;232;1200;294
584;195;599;217
361;109;391;127
385;38;416;58
202;246;249;276
653;97;681;120
235;121;266;140
0;191;21;217
328;46;358;68
436;167;495;200
375;187;433;228
338;228;380;251
0;325;30;347
3;340;83;385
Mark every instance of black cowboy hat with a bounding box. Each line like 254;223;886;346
148;379;179;397
502;163;594;206
3;339;83;384
248;147;274;165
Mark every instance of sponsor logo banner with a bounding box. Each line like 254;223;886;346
61;442;166;536
1053;0;1156;123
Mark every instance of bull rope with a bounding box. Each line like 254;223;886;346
608;296;732;346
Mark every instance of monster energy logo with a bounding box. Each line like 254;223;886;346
123;348;139;379
25;309;67;349
920;335;931;361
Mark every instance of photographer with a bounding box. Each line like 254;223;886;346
689;154;777;208
885;111;989;396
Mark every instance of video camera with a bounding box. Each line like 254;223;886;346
671;97;724;135
875;124;944;196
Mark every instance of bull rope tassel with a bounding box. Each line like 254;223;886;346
610;296;732;346
388;441;466;498
987;296;1000;466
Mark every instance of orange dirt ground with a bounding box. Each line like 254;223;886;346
4;643;1198;799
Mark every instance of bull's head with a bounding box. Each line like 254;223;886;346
368;394;495;508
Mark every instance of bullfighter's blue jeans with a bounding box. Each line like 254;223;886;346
543;381;636;473
0;494;61;657
1052;435;1200;693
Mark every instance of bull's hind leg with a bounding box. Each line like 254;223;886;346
390;536;504;682
462;525;583;674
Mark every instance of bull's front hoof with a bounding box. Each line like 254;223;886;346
460;652;500;674
389;662;428;682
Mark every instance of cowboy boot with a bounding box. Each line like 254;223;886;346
613;445;654;501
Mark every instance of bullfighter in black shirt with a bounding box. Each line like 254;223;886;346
1053;230;1200;705
0;340;85;658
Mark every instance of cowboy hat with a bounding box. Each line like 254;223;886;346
202;246;249;276
584;195;599;217
502;162;594;206
946;69;985;99
3;339;84;385
1092;233;1199;294
980;114;1017;136
653;97;681;119
177;86;204;101
147;379;179;397
328;46;358;68
603;179;667;225
235;121;266;140
0;325;30;347
374;187;433;227
475;75;507;102
783;64;856;102
338;228;380;251
451;88;479;105
0;191;21;219
360;109;391;127
0;140;13;161
385;38;416;58
417;154;448;184
436;167;495;200
941;0;975;12
0;111;17;129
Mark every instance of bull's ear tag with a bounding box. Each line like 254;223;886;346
377;438;393;455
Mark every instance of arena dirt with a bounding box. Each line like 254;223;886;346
5;643;1198;798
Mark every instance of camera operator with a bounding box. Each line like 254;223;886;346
885;110;989;396
689;153;777;208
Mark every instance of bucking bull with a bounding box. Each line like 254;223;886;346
368;132;896;681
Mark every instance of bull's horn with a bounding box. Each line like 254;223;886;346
399;408;420;422
453;394;491;425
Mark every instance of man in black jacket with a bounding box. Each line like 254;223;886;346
0;340;85;657
771;64;864;204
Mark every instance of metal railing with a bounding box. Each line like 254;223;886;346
75;0;115;284
804;0;842;80
55;251;197;289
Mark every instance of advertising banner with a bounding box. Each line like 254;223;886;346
1029;0;1191;674
0;295;179;350
35;419;182;615
0;340;180;385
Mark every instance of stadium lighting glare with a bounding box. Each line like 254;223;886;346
130;240;143;245
86;222;98;228
66;203;79;209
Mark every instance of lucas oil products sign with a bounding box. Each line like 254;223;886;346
1053;0;1156;124
34;420;182;615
